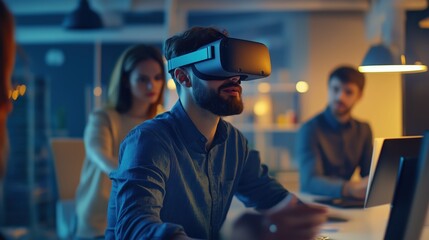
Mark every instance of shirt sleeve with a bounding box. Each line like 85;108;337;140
359;123;373;177
84;110;117;174
296;123;344;198
235;149;290;211
109;128;186;239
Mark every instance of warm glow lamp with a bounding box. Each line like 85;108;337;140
419;0;429;28
359;44;427;73
63;0;103;30
420;16;429;28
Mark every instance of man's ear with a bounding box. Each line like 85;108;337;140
174;68;192;87
357;90;363;101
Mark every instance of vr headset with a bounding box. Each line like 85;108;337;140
167;37;271;81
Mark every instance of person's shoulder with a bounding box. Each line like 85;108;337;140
85;107;115;125
130;111;175;137
90;107;117;118
353;117;372;130
300;112;323;131
354;118;370;125
89;107;124;126
147;110;174;127
355;119;373;137
120;113;178;160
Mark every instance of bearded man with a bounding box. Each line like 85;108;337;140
296;65;373;200
105;26;327;240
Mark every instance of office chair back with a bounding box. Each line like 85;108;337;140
50;138;85;239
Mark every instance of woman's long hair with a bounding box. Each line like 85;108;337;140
0;0;15;107
0;0;15;179
107;44;166;119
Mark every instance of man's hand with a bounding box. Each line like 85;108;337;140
262;196;328;240
342;176;369;199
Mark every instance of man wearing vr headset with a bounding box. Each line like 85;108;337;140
106;26;327;240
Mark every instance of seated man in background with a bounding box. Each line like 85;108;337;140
106;26;327;240
296;65;373;199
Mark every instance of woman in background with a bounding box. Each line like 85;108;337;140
0;1;15;231
75;44;166;239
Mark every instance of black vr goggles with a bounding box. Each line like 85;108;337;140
167;37;271;81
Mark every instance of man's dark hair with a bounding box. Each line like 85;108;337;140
164;26;228;92
328;65;365;92
164;26;228;61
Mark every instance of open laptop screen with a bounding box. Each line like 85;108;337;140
384;131;429;239
364;136;422;208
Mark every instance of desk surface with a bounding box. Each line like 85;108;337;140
301;194;429;240
223;195;429;240
319;204;425;240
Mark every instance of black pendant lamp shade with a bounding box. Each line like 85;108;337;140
359;44;427;73
63;0;103;30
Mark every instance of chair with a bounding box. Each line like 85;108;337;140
50;138;85;240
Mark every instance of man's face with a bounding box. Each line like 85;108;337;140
328;77;362;117
191;74;244;116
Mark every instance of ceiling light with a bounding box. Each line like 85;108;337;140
63;0;103;30
359;44;427;73
419;16;429;28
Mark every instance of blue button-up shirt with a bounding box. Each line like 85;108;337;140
296;107;373;198
106;101;289;240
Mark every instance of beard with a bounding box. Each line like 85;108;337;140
192;79;244;116
330;101;352;117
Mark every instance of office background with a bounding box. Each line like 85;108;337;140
3;0;429;237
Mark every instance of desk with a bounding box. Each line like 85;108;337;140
322;207;429;240
223;195;429;240
299;194;429;240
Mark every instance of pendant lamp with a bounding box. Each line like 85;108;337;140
419;0;429;28
358;44;427;73
419;16;429;28
63;0;103;30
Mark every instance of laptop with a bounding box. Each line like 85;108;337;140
314;197;364;209
314;136;422;210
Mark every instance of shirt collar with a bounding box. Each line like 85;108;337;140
170;100;228;152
